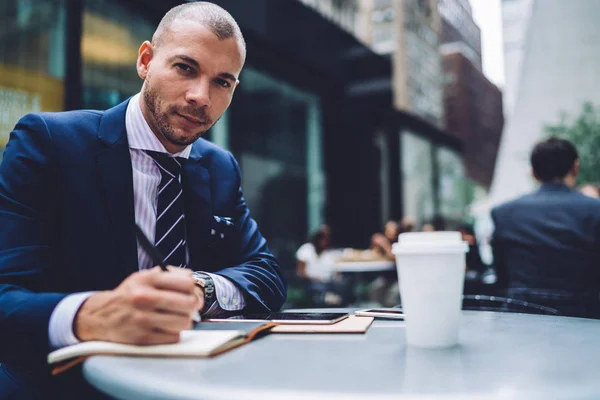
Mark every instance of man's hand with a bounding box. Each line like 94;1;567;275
74;266;202;345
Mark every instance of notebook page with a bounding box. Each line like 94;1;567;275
48;330;243;364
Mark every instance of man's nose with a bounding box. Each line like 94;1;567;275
185;78;211;108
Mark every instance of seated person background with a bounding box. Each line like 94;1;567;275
296;225;344;305
421;215;446;232
399;216;416;235
458;223;488;294
491;137;600;318
459;223;487;275
370;219;401;259
368;218;416;307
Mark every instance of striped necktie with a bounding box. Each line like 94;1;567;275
146;150;187;268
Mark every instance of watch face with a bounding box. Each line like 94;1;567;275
193;276;206;288
193;274;213;294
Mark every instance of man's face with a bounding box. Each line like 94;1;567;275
136;20;244;152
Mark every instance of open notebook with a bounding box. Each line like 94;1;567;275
48;321;275;375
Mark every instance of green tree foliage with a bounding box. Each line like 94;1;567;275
545;102;600;185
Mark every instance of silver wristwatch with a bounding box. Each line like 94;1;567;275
192;272;215;313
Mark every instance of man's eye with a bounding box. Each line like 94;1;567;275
175;63;193;73
215;79;231;88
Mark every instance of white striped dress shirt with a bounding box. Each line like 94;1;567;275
48;94;245;348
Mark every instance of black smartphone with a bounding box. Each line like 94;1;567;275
354;308;404;319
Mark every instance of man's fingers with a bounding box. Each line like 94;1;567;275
131;288;200;314
153;290;201;315
145;268;197;294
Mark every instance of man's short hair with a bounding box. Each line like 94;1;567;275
530;137;579;182
153;2;246;60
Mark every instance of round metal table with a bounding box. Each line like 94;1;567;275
83;311;600;399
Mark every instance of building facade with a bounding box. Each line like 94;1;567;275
296;0;361;37
490;0;600;205
438;0;504;189
395;0;444;127
438;0;482;69
443;52;504;188
300;0;444;128
299;0;467;226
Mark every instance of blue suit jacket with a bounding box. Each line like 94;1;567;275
0;100;286;396
491;182;600;294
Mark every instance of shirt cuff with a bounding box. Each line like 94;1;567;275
202;272;246;316
48;292;96;349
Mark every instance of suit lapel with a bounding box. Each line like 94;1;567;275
95;100;139;279
182;149;212;270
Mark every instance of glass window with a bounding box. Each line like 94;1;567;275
82;0;154;109
401;130;435;226
437;147;467;224
0;0;66;160
228;67;324;274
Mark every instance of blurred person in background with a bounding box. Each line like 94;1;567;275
399;216;416;235
458;223;487;294
370;219;400;259
579;184;600;199
421;215;446;232
296;225;335;282
459;223;486;274
296;225;343;305
491;137;600;317
368;218;417;307
421;223;435;232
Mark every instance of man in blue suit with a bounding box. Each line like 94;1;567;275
0;2;286;397
491;137;600;317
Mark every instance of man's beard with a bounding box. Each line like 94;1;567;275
142;81;211;147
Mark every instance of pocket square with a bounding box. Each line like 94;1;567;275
210;216;235;240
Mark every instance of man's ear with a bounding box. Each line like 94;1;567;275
136;41;154;80
572;159;581;177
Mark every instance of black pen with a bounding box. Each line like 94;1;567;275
135;225;201;322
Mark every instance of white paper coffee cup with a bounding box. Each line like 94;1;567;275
392;232;468;348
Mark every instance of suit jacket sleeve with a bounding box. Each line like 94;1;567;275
0;114;67;368
212;153;287;313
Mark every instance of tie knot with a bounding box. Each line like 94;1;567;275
146;150;184;178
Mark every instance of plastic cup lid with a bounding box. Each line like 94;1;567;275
392;231;468;254
397;231;462;244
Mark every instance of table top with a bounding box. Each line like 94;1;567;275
83;310;600;399
332;259;395;272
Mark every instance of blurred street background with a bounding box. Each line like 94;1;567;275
2;0;600;308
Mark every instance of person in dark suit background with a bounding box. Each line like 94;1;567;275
0;2;286;398
458;223;488;294
491;137;600;317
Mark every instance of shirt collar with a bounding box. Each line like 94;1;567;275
538;182;572;192
125;93;192;159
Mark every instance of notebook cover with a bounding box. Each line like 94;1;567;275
49;322;275;375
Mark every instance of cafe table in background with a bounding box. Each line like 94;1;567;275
331;249;396;304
